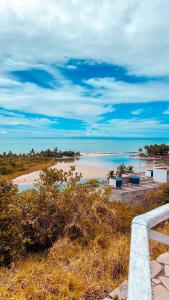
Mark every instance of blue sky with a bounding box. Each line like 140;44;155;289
0;0;169;137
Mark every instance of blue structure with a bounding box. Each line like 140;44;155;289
115;177;123;188
130;176;140;185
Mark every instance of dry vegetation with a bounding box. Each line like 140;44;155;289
0;167;169;299
0;148;79;180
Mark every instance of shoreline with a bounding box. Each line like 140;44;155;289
130;154;169;161
12;151;141;186
13;160;110;185
80;151;138;158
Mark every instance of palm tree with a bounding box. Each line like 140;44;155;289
117;164;127;177
127;165;134;173
107;170;115;179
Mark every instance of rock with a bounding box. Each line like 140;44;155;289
153;284;169;300
151;260;162;278
109;280;127;300
165;265;169;277
156;252;169;265
159;276;169;291
153;278;161;285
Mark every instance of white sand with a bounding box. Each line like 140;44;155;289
80;152;119;158
13;159;110;185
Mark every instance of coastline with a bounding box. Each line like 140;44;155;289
12;151;147;186
13;151;129;185
13;160;110;185
81;151;137;158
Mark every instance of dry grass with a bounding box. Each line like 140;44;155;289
0;234;130;300
1;214;169;300
1;169;169;300
1;160;55;181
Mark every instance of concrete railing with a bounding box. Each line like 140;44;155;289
128;203;169;300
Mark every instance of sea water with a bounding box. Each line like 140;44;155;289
0;137;169;153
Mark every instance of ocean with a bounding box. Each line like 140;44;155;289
0;137;169;153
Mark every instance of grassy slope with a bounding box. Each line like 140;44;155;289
1;159;56;181
1;198;168;300
0;175;169;299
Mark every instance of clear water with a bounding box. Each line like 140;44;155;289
0;137;169;153
80;153;146;171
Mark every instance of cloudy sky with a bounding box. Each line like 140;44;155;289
0;0;169;137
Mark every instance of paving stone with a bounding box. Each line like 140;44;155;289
151;260;162;278
153;278;161;285
108;287;120;299
109;280;127;300
153;284;169;300
165;265;169;277
159;276;169;291
156;252;169;265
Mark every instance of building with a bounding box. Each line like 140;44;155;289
153;167;169;183
145;169;153;178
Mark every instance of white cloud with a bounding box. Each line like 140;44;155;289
0;0;169;76
87;118;169;138
0;0;169;137
0;72;169;126
86;77;169;103
131;109;144;115
0;112;56;127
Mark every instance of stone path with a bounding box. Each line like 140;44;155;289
103;251;169;300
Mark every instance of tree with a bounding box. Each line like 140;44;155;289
116;164;127;177
107;170;115;179
127;165;134;173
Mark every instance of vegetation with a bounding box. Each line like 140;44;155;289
142;144;169;156
0;167;169;299
0;148;80;179
107;165;134;179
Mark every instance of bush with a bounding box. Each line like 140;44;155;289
0;179;23;265
0;165;13;175
0;167;162;299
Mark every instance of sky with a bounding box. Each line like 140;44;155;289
0;0;169;138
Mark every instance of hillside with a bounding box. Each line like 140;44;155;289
0;167;169;299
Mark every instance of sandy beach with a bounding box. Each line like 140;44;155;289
12;151;153;186
80;152;119;157
13;159;110;185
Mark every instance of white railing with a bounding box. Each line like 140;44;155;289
128;203;169;300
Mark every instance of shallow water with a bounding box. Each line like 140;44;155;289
80;153;146;172
17;153;147;192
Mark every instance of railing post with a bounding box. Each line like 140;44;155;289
127;203;169;300
128;221;153;300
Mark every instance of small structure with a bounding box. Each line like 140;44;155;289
122;174;131;184
145;169;153;178
109;177;122;189
130;175;140;185
153;167;169;183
